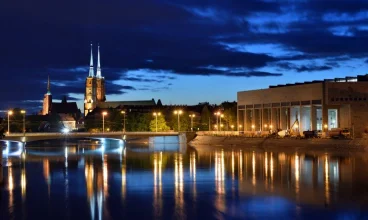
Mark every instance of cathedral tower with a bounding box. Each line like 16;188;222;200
42;75;52;115
96;45;106;102
84;43;97;116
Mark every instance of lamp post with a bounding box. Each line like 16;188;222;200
102;111;107;133
7;110;13;135
174;110;183;132
251;124;255;132
231;125;234;131
153;112;161;132
121;111;126;132
21;110;26;136
189;114;195;131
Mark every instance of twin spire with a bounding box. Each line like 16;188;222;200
88;43;102;78
47;75;51;95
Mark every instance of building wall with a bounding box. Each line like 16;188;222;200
62;121;76;130
325;82;368;105
325;82;368;137
96;78;106;102
351;103;368;138
237;83;323;105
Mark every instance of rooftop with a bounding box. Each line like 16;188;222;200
268;74;368;89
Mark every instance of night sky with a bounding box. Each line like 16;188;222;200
1;0;368;113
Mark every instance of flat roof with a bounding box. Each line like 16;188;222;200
268;74;367;89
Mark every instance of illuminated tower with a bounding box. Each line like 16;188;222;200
96;44;106;102
84;43;97;116
42;75;52;115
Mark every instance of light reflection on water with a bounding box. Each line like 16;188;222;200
1;140;368;219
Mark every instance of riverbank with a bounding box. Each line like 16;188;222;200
189;135;368;153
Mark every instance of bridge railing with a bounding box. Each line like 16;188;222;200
5;131;180;137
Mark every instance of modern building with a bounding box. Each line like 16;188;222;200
237;74;368;137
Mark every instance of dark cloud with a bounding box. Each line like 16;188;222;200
1;0;368;110
276;62;333;72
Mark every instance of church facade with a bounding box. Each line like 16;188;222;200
84;44;106;116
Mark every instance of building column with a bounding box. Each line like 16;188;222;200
322;105;328;132
299;104;303;135
261;107;264;131
279;107;283;130
237;109;239;132
244;108;247;132
310;105;316;130
270;108;273;129
252;108;255;131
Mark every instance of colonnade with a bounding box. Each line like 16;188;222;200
238;103;323;134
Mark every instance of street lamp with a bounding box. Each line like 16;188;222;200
189;114;195;131
7;110;13;135
21;110;26;136
153;112;161;132
102;111;107;133
231;125;234;130
324;124;328;131
251;124;255;131
121;111;126;132
173;110;183;132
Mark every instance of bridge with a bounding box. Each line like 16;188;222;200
1;131;184;143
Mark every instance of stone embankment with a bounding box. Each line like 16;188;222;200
189;135;368;152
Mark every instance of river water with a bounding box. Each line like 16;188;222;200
1;138;368;219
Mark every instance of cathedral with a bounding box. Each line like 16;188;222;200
84;44;106;116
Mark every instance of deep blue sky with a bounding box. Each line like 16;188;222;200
1;0;368;113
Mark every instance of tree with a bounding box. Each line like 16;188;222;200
199;105;211;131
149;114;170;132
169;113;189;131
126;112;151;131
221;101;237;130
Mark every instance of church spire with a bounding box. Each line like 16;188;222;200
96;44;102;78
47;75;51;95
88;43;94;77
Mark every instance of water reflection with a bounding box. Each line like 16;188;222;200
174;153;184;218
153;152;162;218
1;141;368;219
